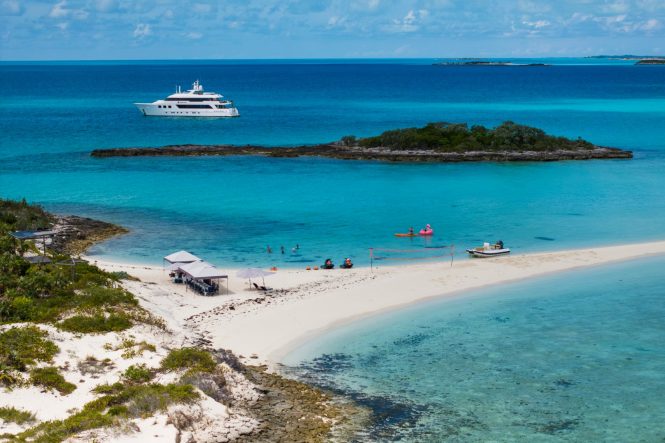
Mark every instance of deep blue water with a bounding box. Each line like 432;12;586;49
286;256;665;441
1;59;664;267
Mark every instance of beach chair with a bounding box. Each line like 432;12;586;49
253;282;272;292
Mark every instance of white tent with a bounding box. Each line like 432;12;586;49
178;260;228;295
179;261;227;279
163;250;200;264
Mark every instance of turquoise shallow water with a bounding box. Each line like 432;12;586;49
285;256;665;441
1;59;664;267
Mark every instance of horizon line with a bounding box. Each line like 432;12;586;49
2;55;663;63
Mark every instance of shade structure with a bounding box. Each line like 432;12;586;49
164;250;200;264
179;260;227;279
236;268;274;279
166;262;186;271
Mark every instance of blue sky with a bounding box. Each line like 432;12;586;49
1;0;664;60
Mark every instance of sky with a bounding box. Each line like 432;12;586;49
1;0;664;60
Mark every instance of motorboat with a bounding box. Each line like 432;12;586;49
134;80;239;117
466;241;510;257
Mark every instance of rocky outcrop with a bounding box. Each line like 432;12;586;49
50;215;128;255
91;144;632;162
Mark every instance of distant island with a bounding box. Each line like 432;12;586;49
635;59;665;65
586;55;665;60
91;121;632;162
433;60;550;67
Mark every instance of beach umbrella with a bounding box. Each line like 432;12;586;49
236;268;274;287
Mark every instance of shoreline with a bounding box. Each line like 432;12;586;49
88;240;665;368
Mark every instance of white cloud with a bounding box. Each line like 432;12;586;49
523;19;550;28
49;1;88;20
602;1;630;14
50;1;68;18
133;23;151;38
0;0;22;16
185;31;203;39
56;22;69;31
640;18;661;30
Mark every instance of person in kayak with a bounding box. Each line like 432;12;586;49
408;227;414;235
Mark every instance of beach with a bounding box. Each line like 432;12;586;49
87;240;665;366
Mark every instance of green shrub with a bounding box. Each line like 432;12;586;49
57;313;132;333
110;271;140;281
30;367;76;395
123;364;153;384
0;406;36;424
355;121;596;152
161;348;217;373
0;326;58;374
19;382;199;442
0;198;53;231
17;405;114;443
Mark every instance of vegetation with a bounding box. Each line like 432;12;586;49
0;406;36;425
104;338;157;359
0;326;59;387
29;367;76;395
161;348;217;373
58;313;133;334
122;364;154;384
0;200;156;337
16;382;198;443
0;199;53;231
350;121;596;152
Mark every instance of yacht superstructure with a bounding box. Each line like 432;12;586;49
134;80;239;117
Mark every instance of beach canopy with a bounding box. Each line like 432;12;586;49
179;260;227;279
164;250;200;264
10;230;57;240
165;262;186;271
236;268;274;279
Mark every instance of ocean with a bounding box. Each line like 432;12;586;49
1;58;664;267
2;58;664;440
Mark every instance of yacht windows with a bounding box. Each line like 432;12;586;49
176;104;213;109
166;97;217;102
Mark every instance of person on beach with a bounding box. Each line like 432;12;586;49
341;258;353;269
322;258;334;269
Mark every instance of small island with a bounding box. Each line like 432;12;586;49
91;121;632;162
433;60;550;67
635;59;665;65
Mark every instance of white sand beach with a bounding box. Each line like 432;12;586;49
88;240;665;366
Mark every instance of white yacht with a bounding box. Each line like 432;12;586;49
134;80;239;117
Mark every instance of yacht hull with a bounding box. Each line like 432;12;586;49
134;103;239;117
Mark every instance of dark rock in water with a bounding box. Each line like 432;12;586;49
536;418;580;434
535;236;556;241
553;378;574;387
